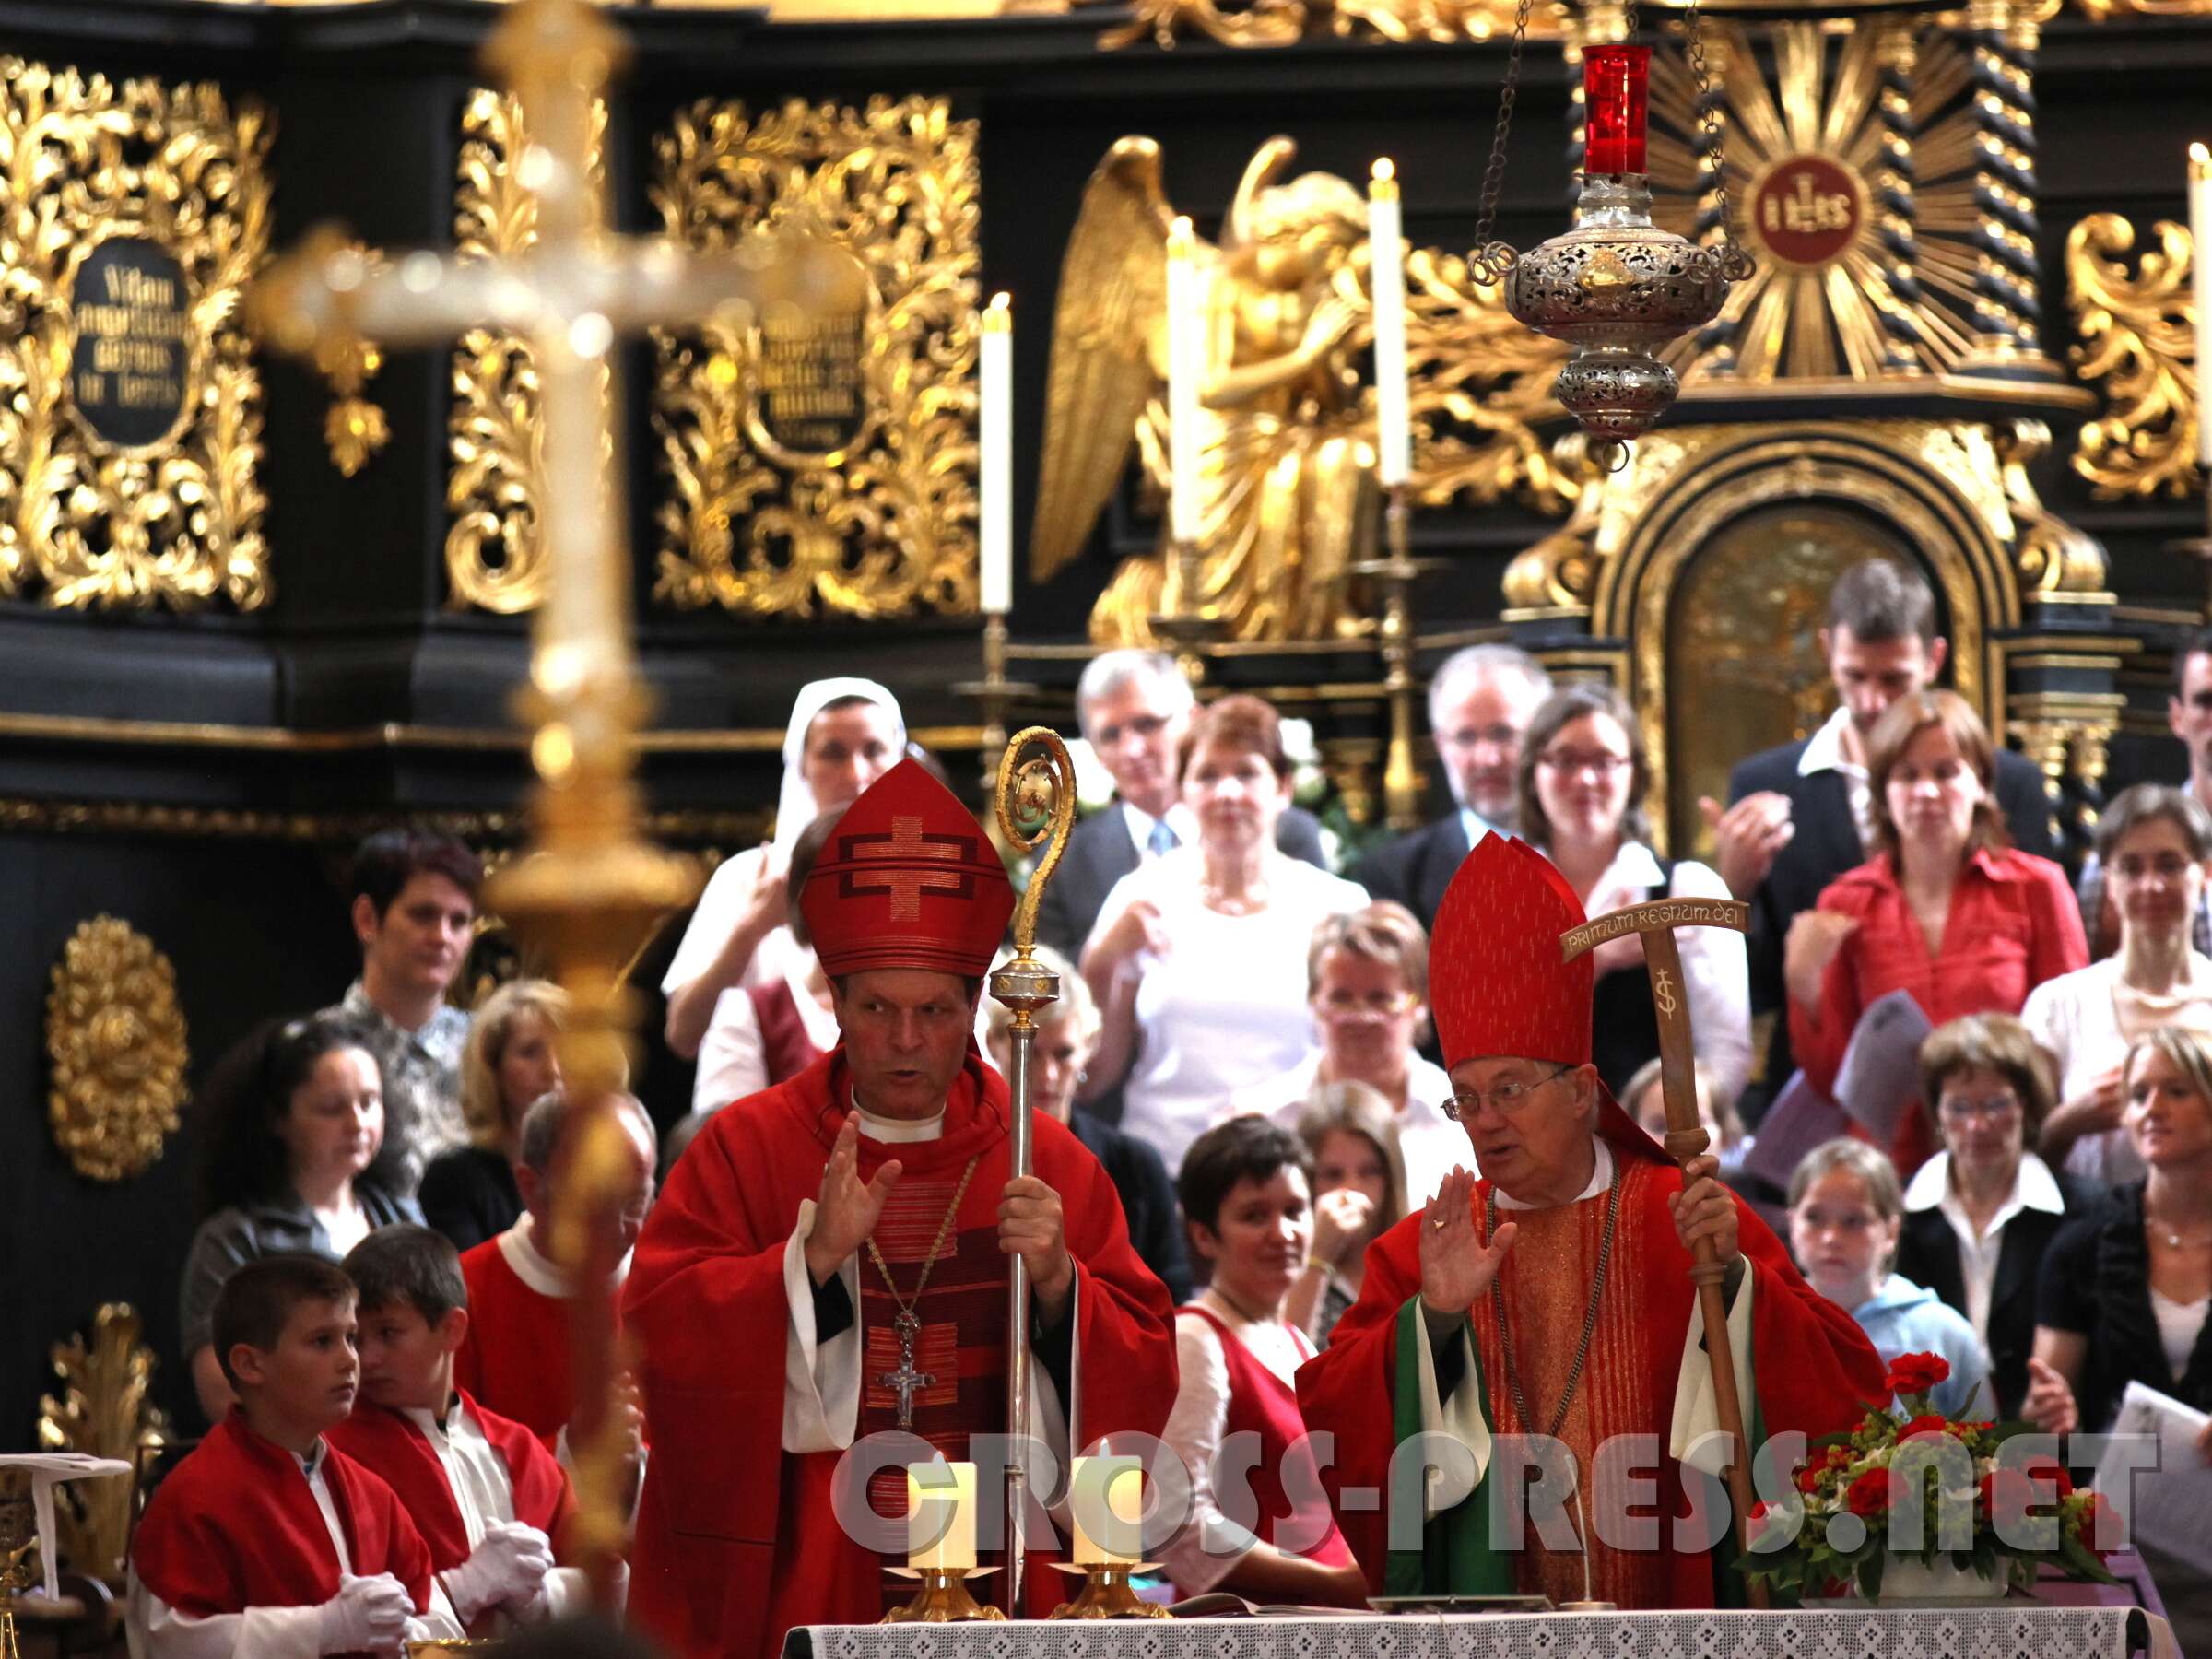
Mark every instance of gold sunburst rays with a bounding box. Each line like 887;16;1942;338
1649;20;1927;388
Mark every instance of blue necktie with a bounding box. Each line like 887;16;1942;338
1147;819;1179;858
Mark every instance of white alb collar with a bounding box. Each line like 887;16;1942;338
853;1100;946;1143
497;1217;634;1300
1495;1135;1614;1211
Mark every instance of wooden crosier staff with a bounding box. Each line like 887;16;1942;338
1559;895;1767;1610
991;727;1078;1615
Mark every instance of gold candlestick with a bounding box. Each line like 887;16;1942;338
1049;1561;1171;1620
884;1566;1006;1623
1147;535;1223;686
1348;483;1441;833
952;614;1041;794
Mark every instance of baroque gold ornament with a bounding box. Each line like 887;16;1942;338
650;96;982;620
36;1303;170;1582
446;88;609;614
2065;213;2199;500
1032;136;1569;646
1098;0;1559;48
0;59;273;612
45;916;189;1182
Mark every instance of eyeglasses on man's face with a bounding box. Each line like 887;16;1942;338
1443;1062;1575;1123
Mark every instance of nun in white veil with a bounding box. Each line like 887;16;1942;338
661;677;905;1060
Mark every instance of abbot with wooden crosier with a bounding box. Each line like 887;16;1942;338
1299;834;1888;1607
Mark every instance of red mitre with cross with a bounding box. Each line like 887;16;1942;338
801;758;1014;977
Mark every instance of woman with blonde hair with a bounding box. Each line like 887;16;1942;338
1281;1080;1404;1347
1787;689;2086;1177
2028;1025;2212;1438
419;979;565;1253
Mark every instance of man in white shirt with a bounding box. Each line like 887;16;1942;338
1351;644;1552;935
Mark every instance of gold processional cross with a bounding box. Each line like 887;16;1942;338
251;0;847;1610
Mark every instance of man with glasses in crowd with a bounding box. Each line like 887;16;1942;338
1299;834;1883;1606
1353;645;1552;935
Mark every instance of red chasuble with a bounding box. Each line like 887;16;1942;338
134;1416;434;1633
454;1235;581;1451
1296;1125;1888;1608
326;1392;579;1571
624;1046;1180;1659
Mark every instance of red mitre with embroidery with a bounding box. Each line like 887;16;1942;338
1430;833;1666;1162
1430;833;1594;1070
800;758;1014;977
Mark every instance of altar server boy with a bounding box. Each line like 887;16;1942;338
129;1253;464;1658
329;1225;594;1631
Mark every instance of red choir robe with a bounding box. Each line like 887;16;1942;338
134;1415;434;1641
326;1391;580;1571
1297;1119;1888;1608
455;1226;604;1451
624;1045;1180;1659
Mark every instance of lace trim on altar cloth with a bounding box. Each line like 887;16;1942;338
794;1606;2166;1659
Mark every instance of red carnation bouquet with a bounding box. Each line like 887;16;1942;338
1739;1352;2120;1602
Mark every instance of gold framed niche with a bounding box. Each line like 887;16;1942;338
1659;508;1920;859
1573;423;2029;858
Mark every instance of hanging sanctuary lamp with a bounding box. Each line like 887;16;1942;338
1469;0;1755;465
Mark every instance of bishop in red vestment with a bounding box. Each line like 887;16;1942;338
1297;836;1888;1608
625;759;1180;1659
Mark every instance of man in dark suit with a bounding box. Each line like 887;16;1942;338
1037;649;1329;959
1349;644;1553;934
1704;560;2057;1123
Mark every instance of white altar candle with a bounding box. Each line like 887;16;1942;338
980;291;1013;614
1166;216;1204;545
1369;159;1411;488
1066;1455;1145;1565
2192;143;2211;469
908;1460;978;1570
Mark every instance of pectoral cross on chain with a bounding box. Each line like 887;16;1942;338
879;1309;934;1430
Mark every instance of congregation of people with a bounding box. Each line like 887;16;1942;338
136;557;2212;1655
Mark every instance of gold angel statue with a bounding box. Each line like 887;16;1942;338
1031;135;1573;645
1032;135;1383;643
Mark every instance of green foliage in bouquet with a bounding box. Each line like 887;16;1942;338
1737;1351;2122;1601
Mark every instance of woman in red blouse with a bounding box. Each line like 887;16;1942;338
1787;690;2087;1178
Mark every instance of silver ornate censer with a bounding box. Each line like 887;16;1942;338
1470;0;1753;465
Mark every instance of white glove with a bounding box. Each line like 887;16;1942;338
316;1573;414;1655
440;1521;555;1622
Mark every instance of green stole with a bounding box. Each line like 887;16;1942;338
1382;1294;1771;1604
1382;1297;1513;1595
